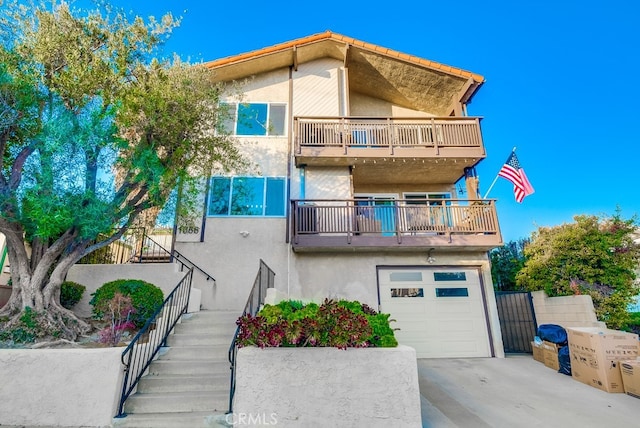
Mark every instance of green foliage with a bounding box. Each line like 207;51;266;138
516;212;640;329
0;1;249;333
624;312;640;335
60;281;86;309
90;279;163;327
490;239;529;291
236;298;398;349
0;307;56;343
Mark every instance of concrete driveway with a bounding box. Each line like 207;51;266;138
418;355;640;427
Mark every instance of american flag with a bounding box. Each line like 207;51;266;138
498;151;534;203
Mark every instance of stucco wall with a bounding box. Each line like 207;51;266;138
0;347;123;427
233;345;421;427
286;251;505;358
292;58;343;116
175;217;290;310
531;290;605;328
305;166;351;199
350;91;434;117
66;263;188;317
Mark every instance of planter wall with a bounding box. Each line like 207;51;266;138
233;345;421;427
0;347;124;427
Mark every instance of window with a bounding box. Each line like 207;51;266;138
391;288;424;298
389;271;423;282
354;195;397;236
404;192;452;206
221;102;286;136
404;192;452;228
435;288;469;297
434;272;467;281
208;177;286;217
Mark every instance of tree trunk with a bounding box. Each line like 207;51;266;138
0;273;91;341
0;226;90;341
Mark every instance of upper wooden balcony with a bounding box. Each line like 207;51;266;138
293;116;485;168
290;199;502;252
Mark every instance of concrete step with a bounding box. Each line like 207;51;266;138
166;332;232;347
148;360;229;376
181;310;239;325
113;411;231;428
119;310;239;425
124;390;228;414
137;374;229;393
161;344;230;361
173;321;237;335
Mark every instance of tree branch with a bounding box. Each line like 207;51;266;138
8;143;37;190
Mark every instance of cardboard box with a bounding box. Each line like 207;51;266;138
620;358;640;398
531;341;545;363
541;340;560;371
567;327;639;393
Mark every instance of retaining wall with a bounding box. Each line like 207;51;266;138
531;290;605;328
233;345;421;427
0;347;124;427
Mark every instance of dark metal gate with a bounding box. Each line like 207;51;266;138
495;291;538;353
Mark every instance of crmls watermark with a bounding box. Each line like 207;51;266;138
225;412;278;426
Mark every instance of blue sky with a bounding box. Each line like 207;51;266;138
101;0;639;242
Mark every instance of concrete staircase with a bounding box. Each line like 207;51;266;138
112;310;239;428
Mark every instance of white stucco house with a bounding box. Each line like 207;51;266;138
170;31;506;359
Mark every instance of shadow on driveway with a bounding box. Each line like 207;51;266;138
418;355;640;428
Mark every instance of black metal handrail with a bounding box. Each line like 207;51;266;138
227;259;275;413
114;267;194;418
132;232;217;282
172;249;215;282
78;227;216;281
77;227;170;265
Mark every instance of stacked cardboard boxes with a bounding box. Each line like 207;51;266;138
620;358;640;398
541;341;561;371
566;327;639;393
531;341;544;363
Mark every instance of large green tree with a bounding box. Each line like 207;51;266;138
516;212;640;329
0;1;246;339
490;238;529;291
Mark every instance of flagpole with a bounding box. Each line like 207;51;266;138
482;146;516;199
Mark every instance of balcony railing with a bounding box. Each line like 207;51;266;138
294;116;484;162
291;199;502;251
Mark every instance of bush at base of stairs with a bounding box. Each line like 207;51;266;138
90;279;163;327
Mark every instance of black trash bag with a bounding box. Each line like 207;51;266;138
537;324;568;345
558;345;571;376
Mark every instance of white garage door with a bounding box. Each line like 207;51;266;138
378;267;491;358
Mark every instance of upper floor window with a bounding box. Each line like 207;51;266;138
208;176;286;217
404;192;452;206
221;102;287;136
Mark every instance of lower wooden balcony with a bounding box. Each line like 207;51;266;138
290;199;502;252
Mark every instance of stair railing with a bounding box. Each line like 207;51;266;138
143;234;216;282
78;228;216;282
114;267;194;418
227;259;275;413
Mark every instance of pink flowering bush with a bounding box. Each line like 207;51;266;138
96;292;136;346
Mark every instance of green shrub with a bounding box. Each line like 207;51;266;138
0;307;57;343
236;298;397;349
90;279;163;327
624;312;640;335
60;281;86;309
